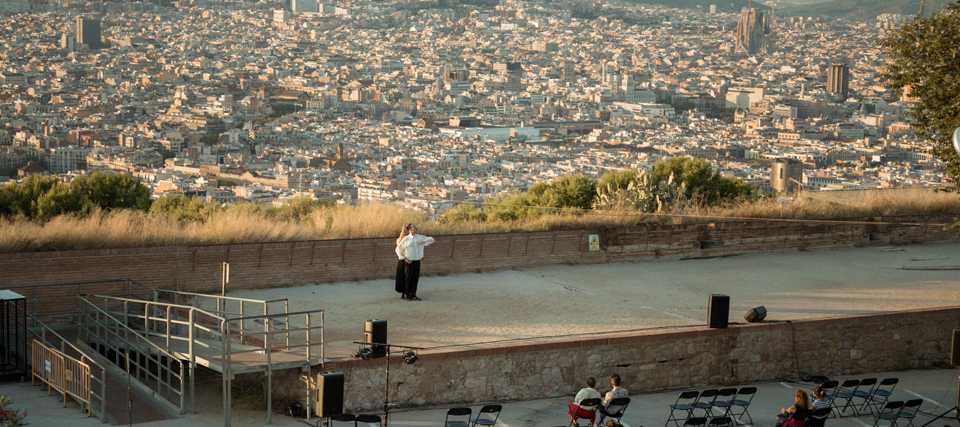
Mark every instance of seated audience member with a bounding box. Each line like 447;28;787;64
810;385;831;414
778;389;812;427
598;373;629;424
569;377;602;426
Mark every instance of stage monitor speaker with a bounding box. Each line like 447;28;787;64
315;372;344;418
365;319;387;358
708;294;729;329
744;306;768;323
951;329;960;366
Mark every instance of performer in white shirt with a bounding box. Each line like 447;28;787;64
394;224;435;301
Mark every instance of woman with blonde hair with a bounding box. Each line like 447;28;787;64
394;224;411;299
777;389;812;427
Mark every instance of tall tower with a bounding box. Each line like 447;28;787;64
770;159;804;193
76;17;101;47
560;60;575;84
827;62;850;98
734;8;770;55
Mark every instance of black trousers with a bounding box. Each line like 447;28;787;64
402;260;421;297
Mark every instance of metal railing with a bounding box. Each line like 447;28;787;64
152;289;290;348
15;305;106;422
2;279;154;325
76;297;186;415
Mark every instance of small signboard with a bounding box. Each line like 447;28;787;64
589;234;600;251
44;360;51;373
65;369;72;382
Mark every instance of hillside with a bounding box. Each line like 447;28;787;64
624;0;770;13
783;0;953;18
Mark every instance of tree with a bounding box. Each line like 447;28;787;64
878;2;960;189
71;172;152;211
150;194;221;222
530;174;597;210
598;169;639;193
651;157;757;205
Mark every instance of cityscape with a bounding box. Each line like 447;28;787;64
0;0;946;217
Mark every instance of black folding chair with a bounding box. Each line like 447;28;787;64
871;401;904;427
833;379;861;418
707;416;732;427
853;378;878;414
598;397;630;427
864;378;899;416
357;414;382;427
807;407;832;427
666;391;701;427
331;414;356;426
684;417;708;427
446;407;473;427
569;398;601;427
712;388;738;418
472;405;502;427
695;389;720;417
897;399;922;427
728;387;757;425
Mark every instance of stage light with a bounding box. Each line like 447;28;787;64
953;126;960;156
403;350;418;365
358;347;373;361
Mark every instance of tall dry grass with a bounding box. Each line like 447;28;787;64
0;191;957;254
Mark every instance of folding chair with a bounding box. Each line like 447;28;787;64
853;378;878;414
331;413;356;426
897;399;922;427
684;417;708;427
712;388;738;418
728;387;757;425
357;414;383;427
707;416;732;427
863;378;899;416
446;407;473;427
666;391;701;427
832;379;861;418
569;398;601;427
694;389;720;417
598;397;630;427
871;401;903;427
472;404;502;427
806;407;832;427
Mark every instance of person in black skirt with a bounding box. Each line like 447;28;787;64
394;223;435;301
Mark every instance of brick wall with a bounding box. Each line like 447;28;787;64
1;214;957;298
282;306;960;412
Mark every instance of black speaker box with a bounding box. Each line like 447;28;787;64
365;319;388;358
951;329;960;366
744;306;768;323
708;294;730;329
315;372;344;418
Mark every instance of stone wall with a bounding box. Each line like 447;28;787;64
284;306;960;412
1;214;957;298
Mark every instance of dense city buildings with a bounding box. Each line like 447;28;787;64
0;0;948;216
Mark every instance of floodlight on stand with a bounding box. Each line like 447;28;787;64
403;350;419;365
953;126;960;156
358;347;373;361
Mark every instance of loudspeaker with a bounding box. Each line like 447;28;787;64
364;319;387;358
315;372;344;418
708;294;729;329
951;329;960;366
744;306;768;323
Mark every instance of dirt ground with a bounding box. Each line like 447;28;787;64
219;241;960;359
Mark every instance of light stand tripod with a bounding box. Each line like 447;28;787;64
922;368;960;427
354;341;423;427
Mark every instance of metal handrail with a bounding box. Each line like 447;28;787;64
14;305;107;423
76;297;185;415
2;279;154;324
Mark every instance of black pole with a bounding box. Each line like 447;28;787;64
922;367;960;426
384;346;390;427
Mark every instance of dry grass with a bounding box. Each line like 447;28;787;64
0;190;957;254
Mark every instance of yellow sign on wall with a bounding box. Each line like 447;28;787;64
589;234;600;251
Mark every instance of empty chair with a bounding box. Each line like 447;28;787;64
356;414;382;427
832;379;861;418
666;391;701;427
445;407;473;427
853;378;878;413
864;378;899;416
683;417;708;427
806;407;832;427
707;416;732;427
897;399;922;427
331;413;356;426
728;387;757;425
569;398;601;427
871;401;904;427
472;405;502;427
598;397;630;427
694;389;720;417
711;388;738;417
